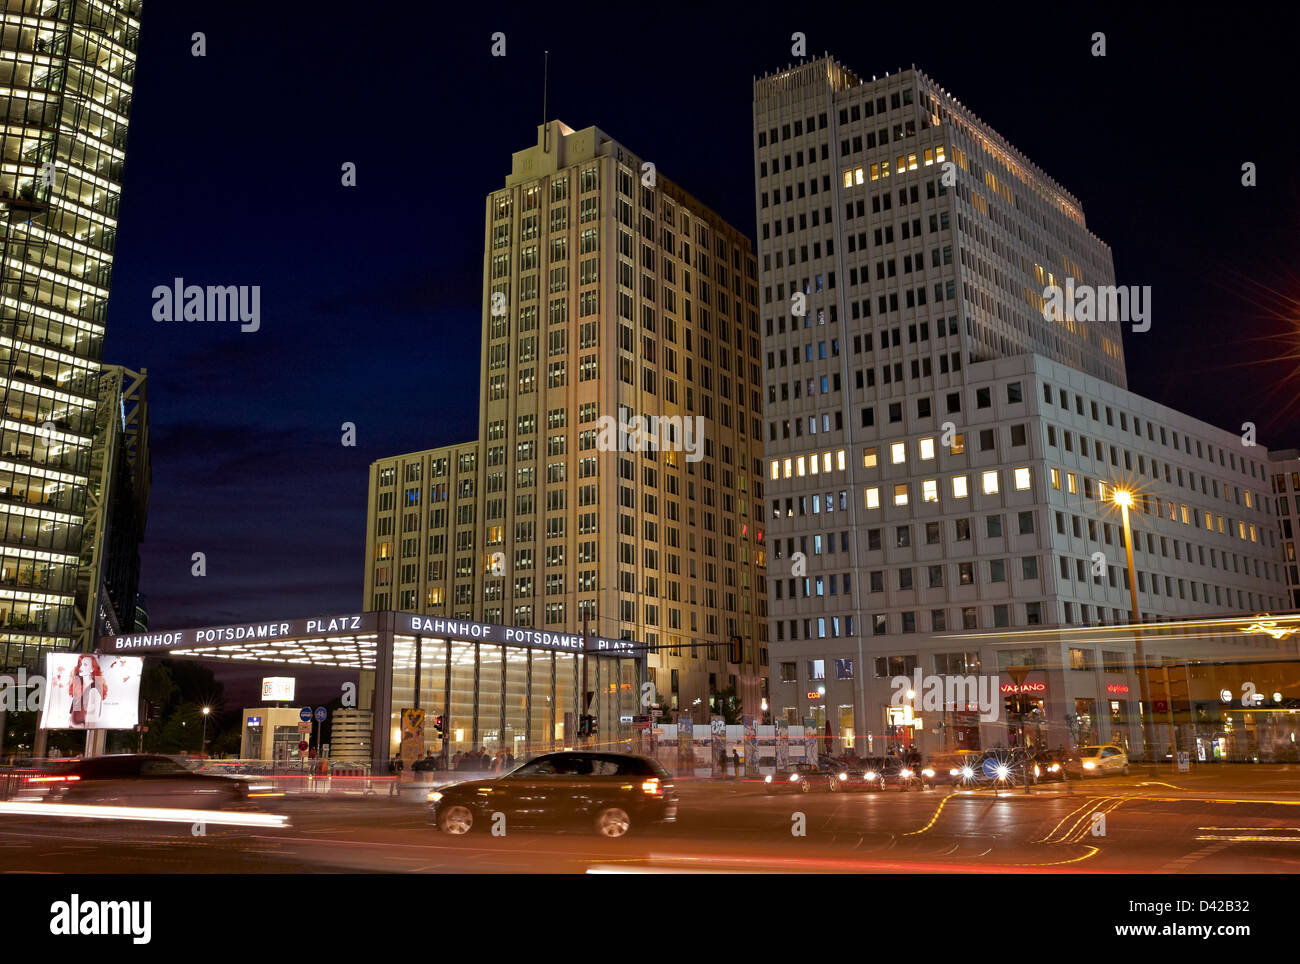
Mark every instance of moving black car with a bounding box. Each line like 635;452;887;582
832;757;887;792
21;754;258;809
764;761;837;793
880;756;937;790
428;751;676;838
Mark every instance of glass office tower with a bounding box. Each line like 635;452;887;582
0;0;143;669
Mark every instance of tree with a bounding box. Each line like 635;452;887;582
713;686;744;725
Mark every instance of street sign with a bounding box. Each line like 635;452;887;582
297;741;309;752
314;706;327;723
619;715;634;724
298;706;313;722
297;721;312;733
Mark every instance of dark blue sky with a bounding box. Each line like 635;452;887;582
106;1;1300;630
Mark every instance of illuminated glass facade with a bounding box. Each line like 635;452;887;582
0;0;143;669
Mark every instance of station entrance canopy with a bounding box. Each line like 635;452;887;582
96;612;648;767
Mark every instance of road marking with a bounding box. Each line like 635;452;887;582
1162;840;1231;871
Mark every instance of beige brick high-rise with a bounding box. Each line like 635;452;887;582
365;121;769;721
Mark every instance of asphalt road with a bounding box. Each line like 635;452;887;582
3;767;1299;873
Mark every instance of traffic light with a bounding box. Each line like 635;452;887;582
589;716;598;736
433;714;445;736
728;635;743;664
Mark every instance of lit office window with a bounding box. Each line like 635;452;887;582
950;433;965;455
797;457;806;477
836;449;846;471
952;475;969;499
923;479;939;503
1050;468;1061;490
891;441;906;464
770;460;780;480
1014;467;1031;490
863;447;878;468
1067;472;1077;495
865;487;880;510
894;483;909;506
783;458;793;479
919;438;935;460
982;470;999;495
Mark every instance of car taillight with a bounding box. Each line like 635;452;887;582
641;778;662;796
24;775;79;784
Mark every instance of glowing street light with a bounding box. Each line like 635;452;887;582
201;706;211;757
1111;487;1156;762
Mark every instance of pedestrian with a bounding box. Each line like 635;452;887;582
732;748;741;777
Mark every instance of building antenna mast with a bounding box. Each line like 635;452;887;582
542;50;550;151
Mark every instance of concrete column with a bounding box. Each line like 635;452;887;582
370;616;393;773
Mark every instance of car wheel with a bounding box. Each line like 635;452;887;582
1122;764;1130;776
799;779;810;793
595;807;631;838
438;805;474;835
829;779;841;792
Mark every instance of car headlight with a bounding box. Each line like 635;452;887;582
838;772;847;781
996;765;1009;779
789;773;800;782
427;791;443;803
1048;763;1060;772
1083;761;1096;770
949;768;960;776
900;769;912;778
922;768;935;778
1034;765;1041;777
865;771;876;780
961;767;974;779
764;775;772;783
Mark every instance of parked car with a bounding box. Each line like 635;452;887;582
428;751;676;838
19;754;259;809
1073;745;1130;777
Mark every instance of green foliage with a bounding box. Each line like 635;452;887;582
713;686;744;725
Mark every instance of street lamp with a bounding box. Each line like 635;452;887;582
1111;488;1156;763
201;706;211;757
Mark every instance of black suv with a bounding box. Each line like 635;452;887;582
428;751;677;838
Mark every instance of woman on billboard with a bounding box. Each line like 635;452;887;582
69;654;108;728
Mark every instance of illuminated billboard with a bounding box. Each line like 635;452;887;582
40;653;143;730
261;677;296;701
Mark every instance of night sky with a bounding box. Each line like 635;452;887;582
106;2;1300;632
